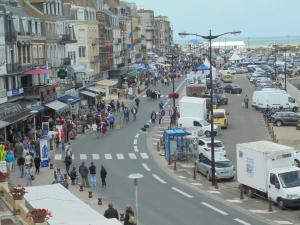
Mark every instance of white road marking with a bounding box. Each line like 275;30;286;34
55;154;62;160
116;153;125;159
133;139;137;145
274;221;293;225
140;153;149;159
128;153;137;159
178;176;186;179
80;154;87;160
234;218;251;225
190;182;202;186
142;163;151;171
152;174;167;184
135;133;140;138
249;209;272;214
171;187;193;198
133;146;139;152
72;154;74;160
92;154;100;160
201;202;228;215
227;199;243;203
104;154;112;159
207;190;221;194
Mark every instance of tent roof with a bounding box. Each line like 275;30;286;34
96;79;118;87
229;52;242;61
25;184;122;225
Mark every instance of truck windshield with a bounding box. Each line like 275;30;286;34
215;161;232;168
278;171;300;188
207;142;223;148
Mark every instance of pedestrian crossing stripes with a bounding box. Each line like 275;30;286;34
53;153;150;161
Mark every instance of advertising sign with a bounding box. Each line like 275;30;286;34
39;139;49;167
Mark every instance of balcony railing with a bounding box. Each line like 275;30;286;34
60;34;77;44
5;32;17;43
32;58;46;66
6;63;23;74
63;58;71;66
23;84;56;101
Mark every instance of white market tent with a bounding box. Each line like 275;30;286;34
229;52;242;61
211;41;245;49
25;184;122;225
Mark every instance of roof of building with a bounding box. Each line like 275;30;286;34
211;41;245;48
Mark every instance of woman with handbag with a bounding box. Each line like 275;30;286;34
124;204;135;225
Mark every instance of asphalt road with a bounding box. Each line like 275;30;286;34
55;75;271;225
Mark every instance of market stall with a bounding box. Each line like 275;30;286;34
96;79;118;100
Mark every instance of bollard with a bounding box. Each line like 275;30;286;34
193;163;197;180
240;185;244;200
214;178;219;189
268;197;273;212
98;197;102;205
88;191;93;198
79;185;83;192
157;142;160;152
120;213;125;221
173;161;177;171
50;163;54;169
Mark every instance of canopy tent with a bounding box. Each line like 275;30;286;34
45;100;68;112
96;79;118;87
127;70;139;78
198;64;209;71
25;184;122;225
229;52;242;61
24;68;48;75
0;120;10;129
58;95;80;104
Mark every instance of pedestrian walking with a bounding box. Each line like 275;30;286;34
108;112;115;129
135;98;140;108
70;167;77;185
124;204;135;225
244;95;249;109
24;153;33;175
54;168;63;183
26;170;33;187
5;150;14;172
64;155;72;175
34;155;41;174
100;165;107;188
79;162;89;187
89;162;96;187
116;100;120;112
150;111;157;124
58;129;65;152
131;106;137;120
104;203;119;219
17;155;25;178
92;122;97;136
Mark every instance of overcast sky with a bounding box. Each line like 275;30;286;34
132;0;300;40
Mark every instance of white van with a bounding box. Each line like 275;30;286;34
252;90;298;111
178;117;219;137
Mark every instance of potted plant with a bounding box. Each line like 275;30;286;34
30;208;52;223
0;171;8;182
10;185;27;200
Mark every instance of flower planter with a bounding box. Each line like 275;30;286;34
32;216;46;223
10;185;26;200
30;208;51;223
12;195;24;200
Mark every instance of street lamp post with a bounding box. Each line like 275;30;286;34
284;48;287;91
30;110;39;141
128;173;144;225
179;30;241;186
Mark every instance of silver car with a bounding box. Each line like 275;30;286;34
196;154;235;181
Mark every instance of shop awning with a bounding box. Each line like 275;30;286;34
127;70;139;78
0;102;32;124
31;105;45;113
0;120;10;129
80;91;98;98
58;95;81;104
86;86;106;94
45;100;68;112
24;68;48;75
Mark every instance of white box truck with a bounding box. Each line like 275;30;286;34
236;140;300;209
179;96;207;120
252;89;298;111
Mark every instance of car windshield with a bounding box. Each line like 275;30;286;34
201;120;209;126
278;171;300;188
215;160;232;168
207;142;223;148
213;112;225;118
232;84;240;88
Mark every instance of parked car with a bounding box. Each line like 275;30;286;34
196;154;235;181
223;84;242;94
294;150;300;166
271;111;300;126
200;93;228;106
222;74;233;83
198;138;226;156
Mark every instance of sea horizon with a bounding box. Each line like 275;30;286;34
175;35;300;48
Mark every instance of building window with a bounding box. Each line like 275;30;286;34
79;47;86;58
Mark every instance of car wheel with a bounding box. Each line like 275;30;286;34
292;107;298;112
205;131;211;137
277;198;286;210
207;172;212;181
246;187;254;198
295;159;300;166
276;120;283;127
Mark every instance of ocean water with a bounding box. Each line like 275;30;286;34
175;36;300;48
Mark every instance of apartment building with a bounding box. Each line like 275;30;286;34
154;16;173;55
138;9;155;52
0;11;6;105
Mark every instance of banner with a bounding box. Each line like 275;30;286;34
0;161;7;173
42;122;49;136
39;139;49;167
